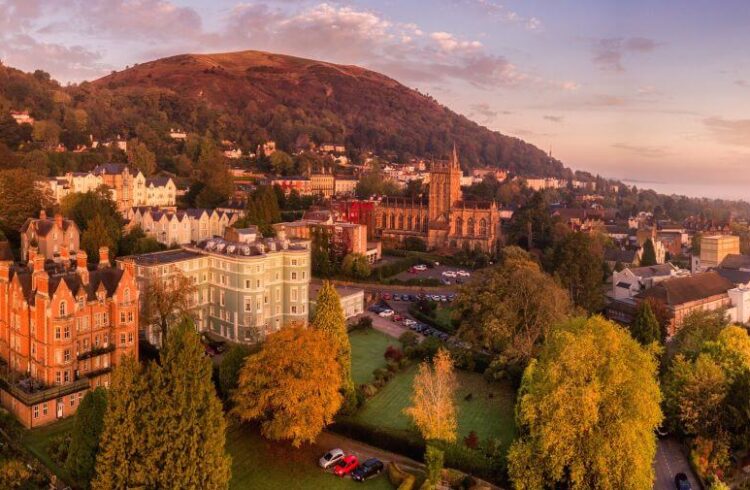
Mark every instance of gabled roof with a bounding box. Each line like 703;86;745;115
10;263;125;304
628;263;676;279
637;272;733;306
146;176;173;187
719;254;750;271
93;163;128;175
604;248;638;264
20;217;78;237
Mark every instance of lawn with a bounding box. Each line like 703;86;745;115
22;417;76;484
349;328;401;385
351;365;516;445
226;424;394;490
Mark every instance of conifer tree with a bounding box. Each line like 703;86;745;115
632;301;661;345
65;388;108;487
92;357;148;489
312;281;355;408
641;238;658;266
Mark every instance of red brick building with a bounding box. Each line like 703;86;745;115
0;246;138;427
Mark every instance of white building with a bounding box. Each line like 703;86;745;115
309;284;364;319
127;207;239;246
611;263;689;301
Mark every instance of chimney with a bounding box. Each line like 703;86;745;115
39;210;47;220
60;245;70;267
55;214;63;229
33;254;45;273
98;247;109;268
28;246;38;264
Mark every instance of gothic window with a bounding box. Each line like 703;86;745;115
423;218;429;232
382;212;388;228
455;217;463;236
390;214;395;229
467;218;475;236
479;218;488;237
407;216;413;230
59;301;67;317
398;214;404;229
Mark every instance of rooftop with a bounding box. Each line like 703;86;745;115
637;271;734;306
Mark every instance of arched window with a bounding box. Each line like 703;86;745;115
390;214;396;229
59;301;67;317
479;218;488;237
467;218;475;236
407;216;413;230
124;288;131;302
382;212;388;228
423;218;429;232
455;217;463;236
398;214;404;229
414;216;420;231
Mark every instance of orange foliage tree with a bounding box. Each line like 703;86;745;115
405;348;458;443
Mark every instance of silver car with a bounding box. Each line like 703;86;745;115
319;448;345;469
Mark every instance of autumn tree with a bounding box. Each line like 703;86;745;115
631;301;661;345
405;348;458;443
312;281;355;408
508;316;662;490
454;248;572;375
232;326;343;446
0;168;52;240
0;460;31;488
65;388;108;487
127;139;156;175
141;270;196;343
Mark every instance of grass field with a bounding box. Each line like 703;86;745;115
351;365;516;445
22;417;75;484
349;329;401;385
226;424;393;490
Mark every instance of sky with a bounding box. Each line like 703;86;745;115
1;0;749;199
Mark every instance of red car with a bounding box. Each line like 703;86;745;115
333;455;359;477
393;314;404;322
382;293;392;300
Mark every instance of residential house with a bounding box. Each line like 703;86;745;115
20;212;80;261
611;263;688;300
310;173;335;198
334;178;358;196
126;208;238;246
309;284;364;319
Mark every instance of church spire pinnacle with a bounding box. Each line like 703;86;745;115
451;142;459;168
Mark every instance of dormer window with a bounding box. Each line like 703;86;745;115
124;288;130;302
59;301;67;317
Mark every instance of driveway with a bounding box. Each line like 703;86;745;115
654;437;700;489
365;311;410;338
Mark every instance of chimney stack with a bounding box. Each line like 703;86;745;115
33;254;45;273
98;246;109;268
55;213;63;229
39;210;47;220
28;246;38;264
60;245;70;266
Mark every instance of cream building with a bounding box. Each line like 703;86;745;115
119;226;311;344
696;235;741;272
126;207;239;247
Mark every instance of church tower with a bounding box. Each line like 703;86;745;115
428;143;463;224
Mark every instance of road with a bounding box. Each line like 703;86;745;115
654;438;700;490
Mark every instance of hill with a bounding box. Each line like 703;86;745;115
88;50;566;176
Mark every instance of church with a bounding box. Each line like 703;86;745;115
376;147;503;253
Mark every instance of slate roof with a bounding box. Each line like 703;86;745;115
719;254;750;270
604;248;638;264
93;163;128;175
637;272;734;306
146;176;172;187
11;262;125;304
628;263;675;279
716;268;750;286
20;217;78;237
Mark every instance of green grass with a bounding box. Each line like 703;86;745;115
351;366;516;445
433;306;456;332
22;417;76;483
227;424;394;490
349;329;400;385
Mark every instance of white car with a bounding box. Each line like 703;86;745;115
413;264;427;271
442;270;457;278
319;448;345;469
378;309;394;318
457;270;471;277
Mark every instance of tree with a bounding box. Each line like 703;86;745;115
631;301;661;345
425;444;445;488
240;185;281;235
66;388;108;487
127;140;156;175
232;326;343;446
311;226;335;277
312;282;356;408
641;238;657;266
0;460;31;488
218;344;254;400
195;137;233;208
141;270;196;344
454;250;571;374
81;214;119;260
32;119;61;149
507;193;555;250
341;253;371;279
547;231;605;312
269;150;294;175
118;226;163;256
0;168;52;240
404;236;427;252
60;188;121;233
21;149;50;176
508;316;662;490
405;348;458;443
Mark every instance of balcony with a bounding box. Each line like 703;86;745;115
0;372;89;407
77;344;116;361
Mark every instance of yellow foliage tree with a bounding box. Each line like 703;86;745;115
232;325;343;447
405;348;458;443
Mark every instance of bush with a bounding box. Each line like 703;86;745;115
425;445;444;487
399;331;419;347
47;432;71;467
464;430;479;449
385;345;404;363
388;462;410;486
359;383;378;398
405;336;443;361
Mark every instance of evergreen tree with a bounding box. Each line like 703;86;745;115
641;238;658;266
66;388;108;487
81;214;119;261
218;344;254;400
632;301;661;345
93;357;149;489
312;281;355;409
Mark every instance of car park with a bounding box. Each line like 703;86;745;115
674;473;691;490
351;458;384;482
319;448;345;469
333;455;359;477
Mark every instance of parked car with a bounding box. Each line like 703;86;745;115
442;270;457;278
334;455;359;477
457;270;471;277
414;264;427;271
408;294;418;302
382;293;392;300
319;448;345;469
378;309;394;318
393;314;404;322
447;294;456;301
351;458;384;482
674;473;691;490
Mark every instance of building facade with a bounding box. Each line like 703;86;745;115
20;212;80;261
698;235;740;271
126;207;238;247
0;247;139;427
376;148;502;253
120;227;311;345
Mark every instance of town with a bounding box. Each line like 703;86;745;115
0;5;748;489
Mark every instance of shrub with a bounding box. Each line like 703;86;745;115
405;336;443;361
404;236;427;252
47;433;72;467
399;331;419;347
464;430;479;449
425;445;445;487
385;345;404;363
386;360;400;373
388;462;410;486
359;383;379;398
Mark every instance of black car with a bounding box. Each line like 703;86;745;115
674;473;691;490
351;458;384;482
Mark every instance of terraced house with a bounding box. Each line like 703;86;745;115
0;247;139;428
120;226;311;345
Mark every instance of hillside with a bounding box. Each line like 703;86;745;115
0;50;567;177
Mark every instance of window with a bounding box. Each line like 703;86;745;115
64;325;70;339
33;405;39;419
292;272;297;280
64;371;70;383
291;306;297;314
128;332;133;343
59;301;67;317
43;403;48;416
55;327;61;340
292;259;298;266
245;300;252;312
245;279;251;289
479;218;488;237
95;335;100;347
70;395;75;407
467;218;475;236
120;334;126;346
63;349;71;363
128;311;134;322
120;312;126;324
455;217;463;236
292;289;298;301
220;291;225;306
55;372;61;385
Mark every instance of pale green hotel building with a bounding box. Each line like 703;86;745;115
119;226;311;345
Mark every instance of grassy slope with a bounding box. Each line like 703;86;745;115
349;328;401;385
226;424;393;490
351;365;516;445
